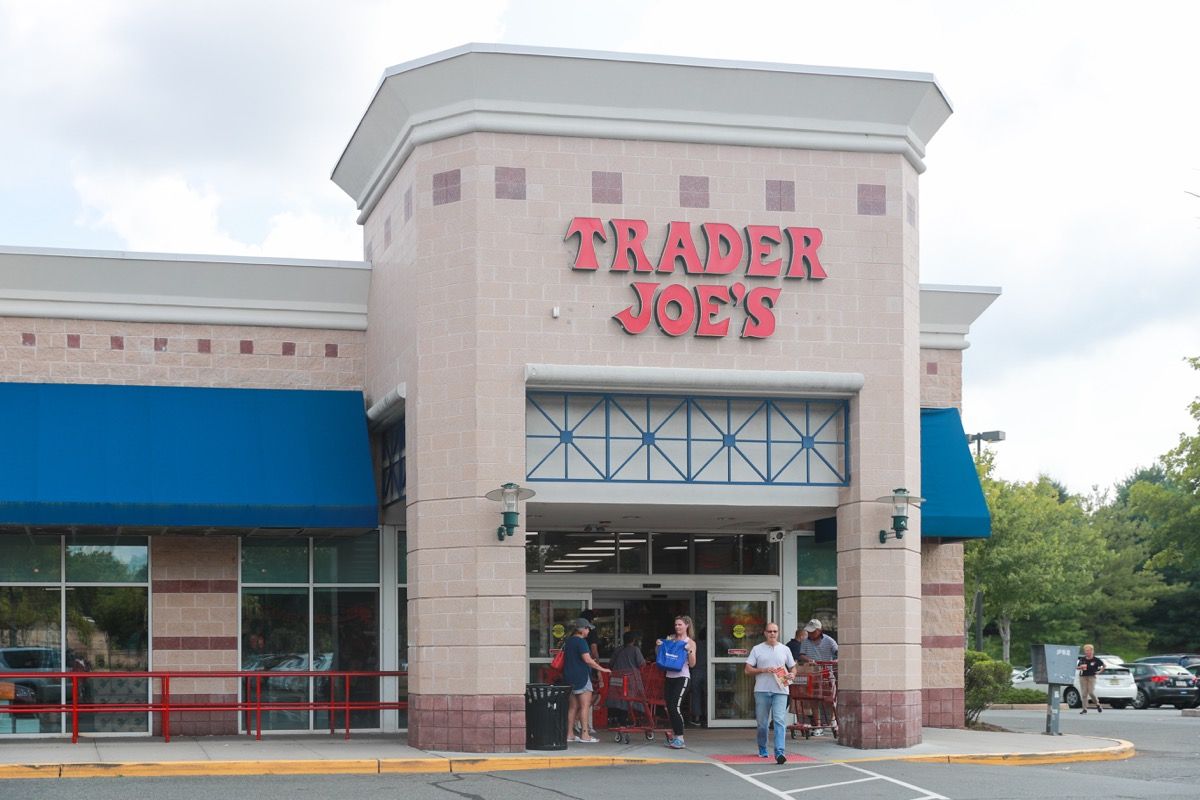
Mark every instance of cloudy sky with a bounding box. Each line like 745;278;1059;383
2;1;1197;496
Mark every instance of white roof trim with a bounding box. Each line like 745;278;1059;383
919;284;1001;350
0;246;370;330
334;44;954;222
525;363;864;397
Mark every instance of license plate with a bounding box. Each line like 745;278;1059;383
1175;680;1189;687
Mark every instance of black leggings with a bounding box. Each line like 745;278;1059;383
665;676;689;737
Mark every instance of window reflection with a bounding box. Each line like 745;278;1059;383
66;535;147;583
0;586;62;734
242;587;309;730
66;586;148;733
314;588;379;729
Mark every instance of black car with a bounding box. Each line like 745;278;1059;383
1129;662;1199;709
1189;665;1200;709
1135;654;1200;669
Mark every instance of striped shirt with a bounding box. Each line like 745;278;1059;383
798;633;838;662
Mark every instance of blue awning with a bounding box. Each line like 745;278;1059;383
0;383;379;528
921;407;991;539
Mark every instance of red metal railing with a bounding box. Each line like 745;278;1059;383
0;670;407;743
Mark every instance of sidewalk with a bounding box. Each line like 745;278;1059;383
0;726;1133;779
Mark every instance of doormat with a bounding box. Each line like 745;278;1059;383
710;753;819;764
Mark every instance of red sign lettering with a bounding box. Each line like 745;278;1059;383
565;218;826;339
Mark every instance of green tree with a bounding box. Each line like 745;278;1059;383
967;461;1100;664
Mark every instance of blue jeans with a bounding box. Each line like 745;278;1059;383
754;691;789;754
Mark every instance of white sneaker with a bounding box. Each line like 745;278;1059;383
811;729;825;737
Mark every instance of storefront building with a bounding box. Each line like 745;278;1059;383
0;45;995;751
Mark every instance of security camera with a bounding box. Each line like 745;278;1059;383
767;528;786;543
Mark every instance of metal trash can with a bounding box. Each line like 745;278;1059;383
525;683;570;750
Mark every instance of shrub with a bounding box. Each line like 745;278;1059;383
965;649;1012;725
997;686;1048;704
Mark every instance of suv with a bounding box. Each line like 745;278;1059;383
0;646;62;716
1061;655;1137;709
1129;662;1199;709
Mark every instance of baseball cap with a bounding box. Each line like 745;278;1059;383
803;619;823;633
572;617;595;631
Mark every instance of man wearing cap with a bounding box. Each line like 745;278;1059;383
797;619;837;735
797;619;838;663
564;617;610;744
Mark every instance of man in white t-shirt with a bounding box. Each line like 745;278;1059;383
744;623;796;764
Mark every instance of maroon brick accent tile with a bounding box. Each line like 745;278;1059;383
404;186;413;221
324;343;338;358
21;333;36;346
153;579;237;593
109;335;124;350
67;334;81;348
920;582;963;596
926;361;939;375
154;337;168;352
495;166;526;200
765;179;795;212
197;338;211;354
857;183;887;215
239;340;254;354
838;689;922;748
154;636;238;651
591;170;622;204
433;169;461;206
679;175;709;208
281;341;296;356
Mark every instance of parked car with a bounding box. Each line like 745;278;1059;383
1189;665;1200;709
1011;666;1033;685
1015;653;1135;707
1135;654;1200;669
1062;656;1137;709
1129;662;1199;709
0;647;61;709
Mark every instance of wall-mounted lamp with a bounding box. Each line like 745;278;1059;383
877;487;924;544
485;482;536;541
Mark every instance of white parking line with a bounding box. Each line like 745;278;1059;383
783;776;880;793
714;760;950;800
745;763;838;778
841;763;949;800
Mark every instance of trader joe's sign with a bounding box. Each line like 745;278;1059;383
565;218;826;339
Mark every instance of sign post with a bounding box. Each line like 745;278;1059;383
1031;644;1079;736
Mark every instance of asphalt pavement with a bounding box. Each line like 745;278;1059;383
0;716;1133;780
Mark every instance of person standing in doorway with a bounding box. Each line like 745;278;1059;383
656;615;697;749
745;623;796;764
1076;643;1105;714
564;617;611;743
796;618;838;735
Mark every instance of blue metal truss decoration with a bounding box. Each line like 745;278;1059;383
526;392;849;486
380;419;405;506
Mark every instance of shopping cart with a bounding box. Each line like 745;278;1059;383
606;664;671;744
787;661;838;739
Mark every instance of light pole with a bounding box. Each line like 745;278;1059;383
966;429;1005;651
966;430;1005;458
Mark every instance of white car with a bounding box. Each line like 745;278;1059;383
1018;654;1137;708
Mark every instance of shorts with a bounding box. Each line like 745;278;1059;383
573;680;593;695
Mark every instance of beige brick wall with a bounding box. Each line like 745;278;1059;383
364;132;926;698
920;347;963;409
0;318;364;390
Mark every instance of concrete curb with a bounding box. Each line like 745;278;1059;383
897;738;1136;766
0;755;693;780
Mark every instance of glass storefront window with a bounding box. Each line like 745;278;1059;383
314;588;379;729
241;538;307;583
0;535;60;582
694;536;735;574
66;535;147;583
797;535;836;587
397;532;408;728
242;587;309;731
651;533;690;573
314;531;379;584
0;585;63;734
67;586;149;733
740;534;779;575
528;598;585;682
796;589;837;642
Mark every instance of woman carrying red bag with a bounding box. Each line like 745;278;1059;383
564;617;610;743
